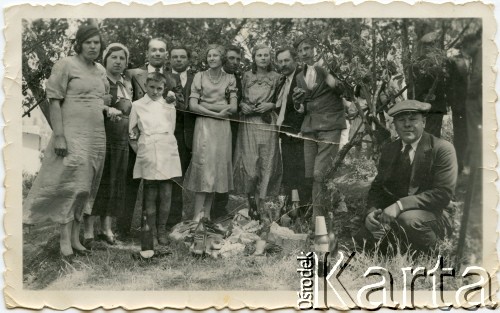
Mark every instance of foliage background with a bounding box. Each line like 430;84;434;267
22;18;481;118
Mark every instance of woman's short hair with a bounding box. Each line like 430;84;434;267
251;44;273;73
74;24;105;55
102;43;129;68
204;44;227;64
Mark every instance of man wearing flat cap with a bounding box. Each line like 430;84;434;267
356;100;458;252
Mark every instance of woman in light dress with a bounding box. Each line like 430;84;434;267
23;25;121;259
183;44;238;222
233;44;282;222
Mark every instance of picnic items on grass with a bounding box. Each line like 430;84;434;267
166;209;309;259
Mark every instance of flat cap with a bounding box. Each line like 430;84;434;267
388;100;431;117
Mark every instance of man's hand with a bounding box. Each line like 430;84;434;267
292;87;306;105
365;209;385;240
379;203;401;224
365;209;382;231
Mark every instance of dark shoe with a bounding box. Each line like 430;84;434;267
82;238;94;250
73;248;92;256
97;234;115;245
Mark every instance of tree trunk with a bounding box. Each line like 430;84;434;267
401;19;413;99
371;19;377;96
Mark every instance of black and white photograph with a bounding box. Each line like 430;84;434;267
6;1;497;309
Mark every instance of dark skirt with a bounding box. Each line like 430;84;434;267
91;116;129;217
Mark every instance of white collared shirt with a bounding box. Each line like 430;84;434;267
276;70;296;126
305;64;316;90
129;94;176;136
276;70;296;108
147;64;164;74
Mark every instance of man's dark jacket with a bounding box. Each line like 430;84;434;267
273;67;303;141
368;132;458;214
175;69;196;153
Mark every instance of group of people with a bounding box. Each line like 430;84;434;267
23;24;340;258
23;22;481;259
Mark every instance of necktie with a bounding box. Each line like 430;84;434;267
277;77;290;127
400;144;413;195
155;67;160;73
402;144;412;167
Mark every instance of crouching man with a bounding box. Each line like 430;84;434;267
355;100;458;253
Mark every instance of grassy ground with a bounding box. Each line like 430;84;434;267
22;149;480;291
22;114;480;291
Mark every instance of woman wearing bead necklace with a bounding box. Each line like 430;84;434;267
183;44;238;222
233;43;282;223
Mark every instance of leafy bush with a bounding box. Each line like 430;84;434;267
22;171;36;200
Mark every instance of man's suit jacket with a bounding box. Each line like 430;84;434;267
367;132;458;214
177;69;196;151
273;67;303;141
125;65;185;109
295;65;346;133
233;71;243;105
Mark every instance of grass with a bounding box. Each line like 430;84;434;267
25;234;300;291
22;160;478;292
22;114;481;292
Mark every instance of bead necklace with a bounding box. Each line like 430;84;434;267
208;69;223;84
255;71;270;85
